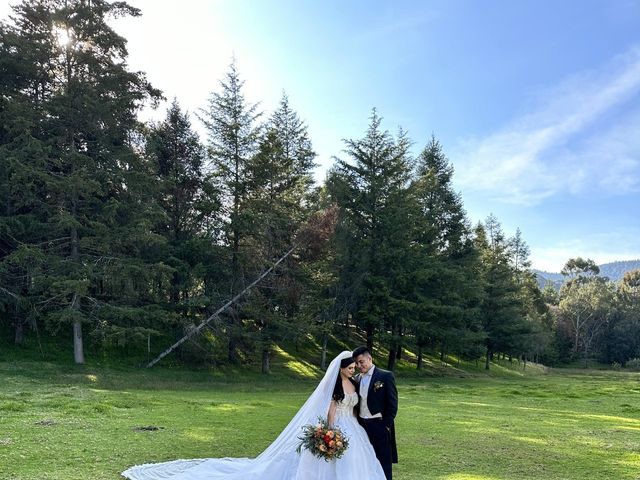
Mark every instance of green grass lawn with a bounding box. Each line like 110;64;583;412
1;359;639;479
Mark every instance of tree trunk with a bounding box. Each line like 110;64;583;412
4;185;10;215
417;345;423;370
72;294;84;364
73;315;85;364
583;344;589;369
14;319;24;345
320;331;328;370
485;347;491;370
261;346;270;374
366;324;374;351
71;216;84;365
387;345;397;371
345;313;351;340
227;311;238;363
229;136;243;364
396;325;403;360
387;320;398;370
227;335;237;363
147;246;296;369
170;272;180;305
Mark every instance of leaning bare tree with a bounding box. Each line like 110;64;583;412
147;206;338;368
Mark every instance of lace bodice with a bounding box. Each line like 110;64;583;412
335;392;358;417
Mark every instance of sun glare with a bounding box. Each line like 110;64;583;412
53;25;72;47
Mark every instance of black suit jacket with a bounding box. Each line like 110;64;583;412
357;366;398;463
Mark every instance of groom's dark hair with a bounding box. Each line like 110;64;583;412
352;346;371;358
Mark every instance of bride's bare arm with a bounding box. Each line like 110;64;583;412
327;399;337;426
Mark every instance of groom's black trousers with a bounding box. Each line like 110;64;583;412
360;418;393;480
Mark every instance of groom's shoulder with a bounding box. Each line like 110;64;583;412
375;367;396;380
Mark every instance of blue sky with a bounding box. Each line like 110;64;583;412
2;0;639;272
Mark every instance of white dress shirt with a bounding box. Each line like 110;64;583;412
359;365;382;419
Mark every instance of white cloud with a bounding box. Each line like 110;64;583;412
453;47;640;206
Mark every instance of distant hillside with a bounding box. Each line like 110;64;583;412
533;271;564;290
598;260;640;281
534;259;640;290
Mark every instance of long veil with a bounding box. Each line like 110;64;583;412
122;350;354;480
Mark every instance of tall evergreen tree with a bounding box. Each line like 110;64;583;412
199;60;261;363
148;100;212;243
0;0;162;362
509;228;530;277
508;229;552;364
475;216;528;369
0;13;49;344
410;136;483;368
243;94;316;373
144;100;220;360
328;110;413;369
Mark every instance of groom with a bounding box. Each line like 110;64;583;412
353;346;398;480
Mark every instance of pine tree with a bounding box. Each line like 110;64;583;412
410;136;483;368
328;109;413;369
144;100;221;360
475;216;528;369
244;94;316;373
0;0;162;362
508;229;552;364
148;100;211;243
199;59;261;363
0;17;50;344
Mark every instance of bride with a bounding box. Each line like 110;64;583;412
122;351;386;480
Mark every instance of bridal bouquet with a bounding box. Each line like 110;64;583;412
296;417;349;461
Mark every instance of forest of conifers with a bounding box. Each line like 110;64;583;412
1;0;639;372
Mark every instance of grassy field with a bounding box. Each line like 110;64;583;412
1;356;639;479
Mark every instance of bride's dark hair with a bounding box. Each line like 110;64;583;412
332;357;357;403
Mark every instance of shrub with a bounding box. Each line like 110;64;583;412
625;358;640;371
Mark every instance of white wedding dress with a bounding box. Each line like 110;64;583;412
122;351;386;480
